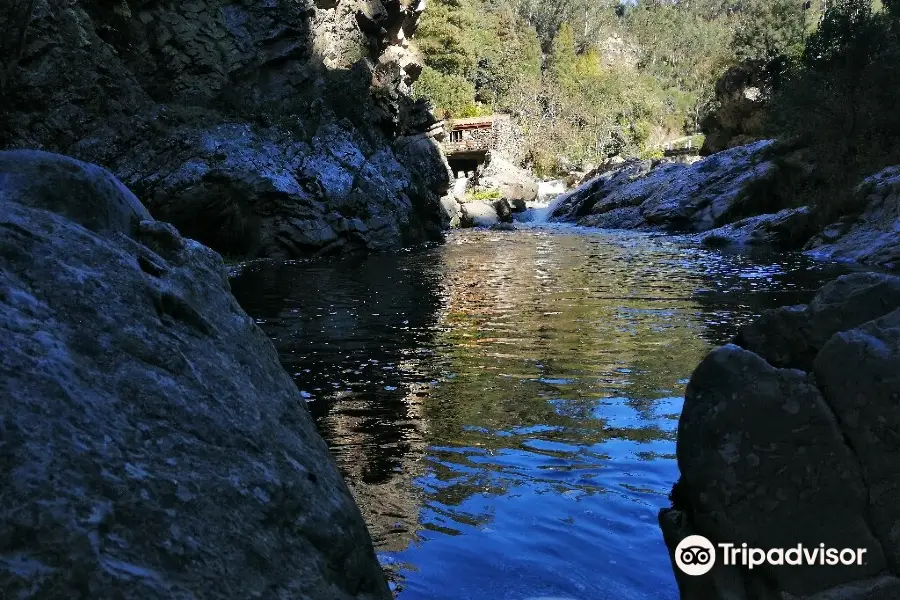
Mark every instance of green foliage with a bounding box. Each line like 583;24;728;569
467;189;503;201
731;0;810;63
412;0;542;117
640;147;665;160
413;66;485;118
412;0;891;178
415;0;478;78
768;0;900;219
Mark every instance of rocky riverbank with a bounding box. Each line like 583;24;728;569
440;151;538;229
0;150;390;599
1;0;451;260
660;272;900;599
551;141;900;270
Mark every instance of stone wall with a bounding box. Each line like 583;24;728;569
445;115;526;166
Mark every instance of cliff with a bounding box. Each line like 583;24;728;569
0;0;451;259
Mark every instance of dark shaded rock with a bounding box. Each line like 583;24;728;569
673;344;884;597
1;0;449;261
802;576;900;600
0;152;390;600
814;308;900;571
580;206;646;229
805;167;900;270
0;150;151;237
735;272;900;371
700;59;773;156
490;198;513;222
700;206;814;250
663;272;900;600
508;198;527;213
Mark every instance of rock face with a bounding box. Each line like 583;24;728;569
551;140;778;232
472;151;539;204
805;167;900;270
0;150;391;599
700;59;773;155
700;206;814;251
1;0;450;260
661;272;900;600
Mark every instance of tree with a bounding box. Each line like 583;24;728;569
412;67;484;117
731;0;810;63
768;0;900;218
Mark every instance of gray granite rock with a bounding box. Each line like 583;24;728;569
700;206;814;250
0;152;390;600
662;272;900;600
815;308;900;571
735;272;900;371
1;0;448;260
473;151;539;204
550;141;777;232
806;167;900;270
675;344;884;597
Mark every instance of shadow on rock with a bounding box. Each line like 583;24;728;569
0;150;391;599
1;0;451;260
660;272;900;600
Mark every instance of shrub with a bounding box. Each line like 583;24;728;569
467;189;503;201
768;0;900;220
412;66;485;118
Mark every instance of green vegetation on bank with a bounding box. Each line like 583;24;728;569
412;0;819;174
769;0;900;220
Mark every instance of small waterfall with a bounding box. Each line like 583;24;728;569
521;183;570;224
452;176;468;199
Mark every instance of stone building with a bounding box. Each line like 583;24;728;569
442;114;524;176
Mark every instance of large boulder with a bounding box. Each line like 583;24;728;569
458;199;514;228
472;151;539;204
1;0;449;260
735;272;900;371
661;272;900;599
675;344;885;597
814;308;900;571
699;206;814;250
0;150;152;236
551;141;779;233
700;59;774;155
805;167;900;270
0;151;390;600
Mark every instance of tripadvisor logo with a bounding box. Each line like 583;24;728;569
675;536;716;576
674;536;870;577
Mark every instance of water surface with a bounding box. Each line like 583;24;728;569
230;227;856;600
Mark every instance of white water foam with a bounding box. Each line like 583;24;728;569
520;190;571;225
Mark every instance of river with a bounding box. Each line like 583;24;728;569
230;225;856;600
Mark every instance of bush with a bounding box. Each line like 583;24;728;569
467;189;503;201
768;0;900;220
412;67;485;118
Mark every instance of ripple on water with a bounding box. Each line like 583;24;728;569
229;227;859;600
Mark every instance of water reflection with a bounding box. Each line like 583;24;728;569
230;227;854;600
